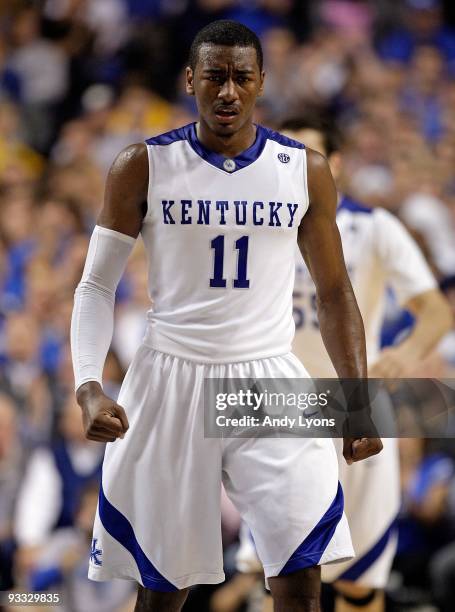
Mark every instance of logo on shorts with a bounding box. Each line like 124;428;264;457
90;538;103;566
278;152;290;163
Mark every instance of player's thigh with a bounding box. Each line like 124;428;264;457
135;585;189;612
94;348;224;589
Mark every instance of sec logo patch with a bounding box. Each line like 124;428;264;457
278;152;290;163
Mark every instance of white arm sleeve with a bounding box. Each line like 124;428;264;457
71;225;136;391
374;209;437;306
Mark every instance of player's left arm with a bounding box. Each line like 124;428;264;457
369;210;453;377
298;149;382;463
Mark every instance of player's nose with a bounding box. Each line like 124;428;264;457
218;77;237;102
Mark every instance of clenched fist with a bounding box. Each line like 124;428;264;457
76;381;129;442
343;437;383;465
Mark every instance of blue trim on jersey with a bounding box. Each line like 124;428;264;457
186;122;268;172
261;127;305;150
145;126;188;146
146;123;304;173
98;484;178;592
338;520;397;582
279;482;344;575
337;196;373;215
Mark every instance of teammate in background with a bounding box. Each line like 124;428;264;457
285;115;452;382
71;21;382;612
232;115;452;612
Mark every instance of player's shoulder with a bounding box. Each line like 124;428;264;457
145;123;193;147
108;142;148;182
258;125;306;151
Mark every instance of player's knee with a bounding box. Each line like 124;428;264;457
135;585;189;612
268;566;321;610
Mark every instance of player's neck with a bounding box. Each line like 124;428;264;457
196;121;257;158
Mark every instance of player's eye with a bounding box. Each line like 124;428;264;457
207;75;224;83
236;77;249;83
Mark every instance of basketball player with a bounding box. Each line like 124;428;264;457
70;21;382;612
232;115;452;612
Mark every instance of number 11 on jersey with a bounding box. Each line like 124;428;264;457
210;235;250;289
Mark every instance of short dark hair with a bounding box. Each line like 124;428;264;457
189;20;263;71
280;114;343;157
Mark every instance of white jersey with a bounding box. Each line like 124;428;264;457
293;196;436;376
141;122;309;363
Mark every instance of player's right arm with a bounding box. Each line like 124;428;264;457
298;148;382;463
71;143;148;442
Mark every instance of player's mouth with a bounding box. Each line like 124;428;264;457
214;107;239;124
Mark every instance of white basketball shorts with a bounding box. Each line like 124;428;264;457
236;393;400;589
88;346;353;591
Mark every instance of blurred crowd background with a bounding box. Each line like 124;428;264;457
0;0;455;610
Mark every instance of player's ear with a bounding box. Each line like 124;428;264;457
186;67;195;95
257;70;265;97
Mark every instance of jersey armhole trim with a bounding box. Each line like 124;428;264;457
144;142;154;222
302;149;310;221
263;127;306;149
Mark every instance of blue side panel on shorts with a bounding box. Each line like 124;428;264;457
338;521;397;582
98;484;178;592
279;482;344;575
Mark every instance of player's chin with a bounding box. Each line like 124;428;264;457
211;115;241;135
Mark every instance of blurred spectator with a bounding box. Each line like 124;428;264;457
0;39;21;103
0;311;53;444
14;395;104;561
46;160;104;221
0;392;26;590
319;0;374;42
0;194;36;309
196;0;293;36
400;45;446;142
394;438;455;590
27;482;135;612
55;0;130;57
0;101;43;188
8;7;69;152
258;27;299;120
378;0;455;75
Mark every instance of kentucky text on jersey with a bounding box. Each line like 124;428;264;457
161;200;300;227
142;122;309;362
